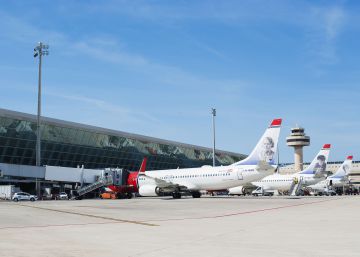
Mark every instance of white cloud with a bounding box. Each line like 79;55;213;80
324;6;345;40
72;41;149;66
0;11;66;44
0;10;247;91
45;90;161;124
74;1;347;69
79;0;305;24
191;39;227;59
0;9;250;134
306;5;346;66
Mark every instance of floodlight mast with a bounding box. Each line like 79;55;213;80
33;42;49;167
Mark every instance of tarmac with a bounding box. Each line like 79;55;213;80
0;195;359;257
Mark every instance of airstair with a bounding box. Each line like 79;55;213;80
71;168;130;199
289;177;304;196
71;174;115;200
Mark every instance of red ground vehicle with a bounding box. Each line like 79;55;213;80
100;192;117;199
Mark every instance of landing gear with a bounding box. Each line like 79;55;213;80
115;192;134;199
191;191;201;198
172;192;182;199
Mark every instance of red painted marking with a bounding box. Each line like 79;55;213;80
323;144;331;149
142;198;339;223
270;118;282;127
347;156;353;160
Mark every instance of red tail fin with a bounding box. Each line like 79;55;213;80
139;157;147;172
323;144;331;149
270;118;282;127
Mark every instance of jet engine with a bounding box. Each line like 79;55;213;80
228;186;245;195
138;185;161;197
228;185;256;195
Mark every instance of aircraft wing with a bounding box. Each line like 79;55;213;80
154;177;197;191
140;173;196;191
153;177;178;188
139;173;180;189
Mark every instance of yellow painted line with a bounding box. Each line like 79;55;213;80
17;204;158;227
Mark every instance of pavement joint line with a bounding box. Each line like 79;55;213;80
15;203;158;227
141;198;340;222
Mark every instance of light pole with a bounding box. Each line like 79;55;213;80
34;42;49;198
211;108;216;167
33;42;49;167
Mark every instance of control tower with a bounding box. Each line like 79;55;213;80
286;127;310;172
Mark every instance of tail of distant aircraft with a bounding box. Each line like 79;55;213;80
139;157;148;172
233;118;282;166
108;157;148;192
329;156;353;179
298;144;331;176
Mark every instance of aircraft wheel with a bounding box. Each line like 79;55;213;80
191;191;201;198
172;192;181;199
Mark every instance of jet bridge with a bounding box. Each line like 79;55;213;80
71;168;129;199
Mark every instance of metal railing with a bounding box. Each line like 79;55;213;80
71;176;113;199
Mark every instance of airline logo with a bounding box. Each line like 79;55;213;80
331;155;353;179
236;118;282;166
300;144;331;175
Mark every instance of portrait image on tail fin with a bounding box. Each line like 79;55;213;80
342;164;350;174
314;155;326;174
259;136;275;163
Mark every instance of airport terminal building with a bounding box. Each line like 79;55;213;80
0;108;245;175
1;107;359;195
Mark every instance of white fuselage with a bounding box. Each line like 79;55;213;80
252;173;324;191
308;177;345;191
138;165;274;191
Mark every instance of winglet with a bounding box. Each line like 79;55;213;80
347;156;353;160
270;118;282;127
322;144;331;149
139;157;147;172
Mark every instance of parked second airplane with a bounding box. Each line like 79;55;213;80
137;118;282;198
228;144;331;195
307;155;353;192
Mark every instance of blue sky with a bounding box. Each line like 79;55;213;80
1;0;359;163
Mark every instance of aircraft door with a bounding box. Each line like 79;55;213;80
237;170;243;180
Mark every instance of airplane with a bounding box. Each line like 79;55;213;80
137;118;282;199
239;144;331;194
307;155;353;192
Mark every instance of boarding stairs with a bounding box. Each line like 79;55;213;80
289;177;304;196
71;176;113;199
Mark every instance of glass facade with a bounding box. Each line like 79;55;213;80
0;109;245;171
